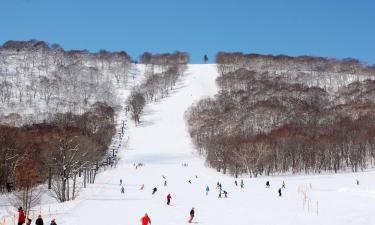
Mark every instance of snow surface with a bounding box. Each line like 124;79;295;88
2;64;375;225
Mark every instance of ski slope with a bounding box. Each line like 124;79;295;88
3;64;375;225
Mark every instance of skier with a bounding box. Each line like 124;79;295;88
356;179;360;185
35;215;44;225
166;193;172;205
164;180;167;187
240;179;244;188
152;187;157;195
216;182;220;189
203;54;208;63
121;186;125;194
278;188;282;197
205;186;210;195
50;219;57;225
266;181;270;188
18;207;25;225
223;190;228;198
162;175;166;179
234;180;238;186
188;208;195;223
120;179;122;185
218;190;222;198
188;180;192;184
140;184;144;190
140;213;151;225
282;181;285;189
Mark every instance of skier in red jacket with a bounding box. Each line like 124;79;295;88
18;207;25;225
140;213;151;225
166;193;172;205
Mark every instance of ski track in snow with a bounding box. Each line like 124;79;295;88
2;64;375;225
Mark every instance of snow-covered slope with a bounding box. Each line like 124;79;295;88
2;64;375;225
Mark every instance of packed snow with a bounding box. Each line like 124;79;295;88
2;64;375;225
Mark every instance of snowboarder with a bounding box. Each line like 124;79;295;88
223;190;228;198
140;213;151;225
152;187;157;195
140;184;144;190
203;55;208;63
18;207;25;225
166;193;172;205
205;186;210;195
35;215;44;225
234;180;238;186
266;181;270;188
121;186;125;194
278;188;282;197
282;181;285;189
120;179;122;185
164;180;167;186
50;219;57;225
188;208;195;223
240;179;244;188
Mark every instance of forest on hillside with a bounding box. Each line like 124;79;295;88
186;53;375;177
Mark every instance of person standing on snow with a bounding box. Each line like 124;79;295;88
203;55;208;63
121;186;125;194
278;188;282;197
152;187;157;195
205;186;210;195
120;179;122;185
18;207;25;225
240;179;244;188
223;190;228;198
166;193;172;205
188;208;195;223
164;180;167;187
266;181;270;188
35;215;44;225
140;213;151;225
234;180;238;186
50;219;57;225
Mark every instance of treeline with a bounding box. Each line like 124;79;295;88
127;52;189;125
216;52;375;76
0;40;132;126
186;53;375;177
0;103;115;208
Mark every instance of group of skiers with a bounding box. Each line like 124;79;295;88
17;207;55;225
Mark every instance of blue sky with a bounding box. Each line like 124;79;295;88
1;0;374;63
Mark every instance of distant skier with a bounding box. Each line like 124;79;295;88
218;190;222;198
164;180;167;186
240;179;244;188
356;179;360;185
188;208;195;223
234;180;238;186
204;54;208;62
120;179;122;185
266;181;270;188
140;213;151;225
140;184;144;190
162;175;166;179
205;186;210;195
188;180;192;184
282;181;285;189
35;215;44;225
223;190;228;198
278;188;282;197
121;186;125;194
18;207;25;225
166;193;172;205
152;187;157;195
